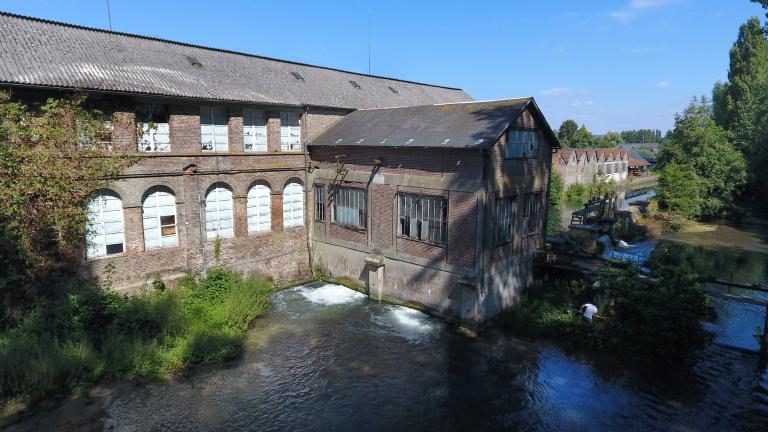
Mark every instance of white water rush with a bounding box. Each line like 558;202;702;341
299;284;366;305
382;306;438;342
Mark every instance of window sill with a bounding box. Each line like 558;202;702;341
86;252;126;261
396;235;446;248
144;244;179;252
331;223;367;233
248;230;272;237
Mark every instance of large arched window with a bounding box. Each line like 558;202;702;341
142;187;178;249
283;182;304;228
86;192;124;258
247;183;271;233
205;184;234;239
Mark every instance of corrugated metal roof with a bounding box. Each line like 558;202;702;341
310;98;545;149
0;12;471;109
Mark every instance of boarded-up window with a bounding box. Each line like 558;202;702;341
201;106;229;152
332;187;366;229
397;193;447;244
247;184;271;233
142;187;178;249
205;184;234;239
524;192;542;235
283;182;304;228
243;109;267;152
86;192;124;258
505;130;539;159
494;196;516;246
280;112;301;151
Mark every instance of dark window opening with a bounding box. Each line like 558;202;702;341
315;185;325;222
397;193;447;244
105;243;124;255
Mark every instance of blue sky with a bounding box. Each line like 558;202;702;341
1;0;765;133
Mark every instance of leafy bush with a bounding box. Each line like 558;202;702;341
549;170;564;206
0;268;273;403
496;255;710;364
564;183;587;203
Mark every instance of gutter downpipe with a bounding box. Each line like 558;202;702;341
303;105;314;276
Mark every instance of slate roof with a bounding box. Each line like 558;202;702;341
555;148;628;165
310;98;558;149
0;12;471;109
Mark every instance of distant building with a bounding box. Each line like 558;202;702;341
627;149;654;176
552;148;629;187
617;143;660;158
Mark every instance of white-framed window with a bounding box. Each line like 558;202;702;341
332;187;367;229
205;184;234;239
283;182;304;228
247;183;271;233
142;187;178;250
524;192;543;236
137;105;170;152
201;106;229;152
243;109;267;152
280;112;301;152
86;192;125;258
397;193;448;244
494;196;516;246
505;129;539;159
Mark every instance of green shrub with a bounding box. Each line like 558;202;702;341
495;261;709;364
0;268;273;403
564;183;587;203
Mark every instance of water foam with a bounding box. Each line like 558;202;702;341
381;306;438;342
299;284;366;305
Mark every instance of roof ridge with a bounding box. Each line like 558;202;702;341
354;97;531;112
0;10;463;91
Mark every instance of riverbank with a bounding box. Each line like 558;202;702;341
0;268;273;424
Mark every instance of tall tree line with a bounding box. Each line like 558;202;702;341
712;15;768;200
620;129;663;143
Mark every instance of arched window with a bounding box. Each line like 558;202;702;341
142;187;178;249
283;182;304;228
86;192;124;258
205;184;234;239
247;183;271;233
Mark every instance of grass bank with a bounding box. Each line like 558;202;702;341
0;268;273;405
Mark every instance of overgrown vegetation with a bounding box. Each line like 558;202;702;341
549;169;564;207
562;177;617;204
495;244;710;364
0;268;273;404
0;92;137;318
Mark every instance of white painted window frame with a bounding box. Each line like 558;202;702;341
86;193;125;258
243;109;267;152
201;106;229;152
280;112;301;152
142;187;178;250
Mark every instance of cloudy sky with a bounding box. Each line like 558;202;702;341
1;0;765;133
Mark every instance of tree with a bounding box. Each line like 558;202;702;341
0;92;137;274
712;16;768;199
599;131;623;147
557;119;578;148
657;97;747;219
752;0;768;27
549;169;563;206
570;125;597;148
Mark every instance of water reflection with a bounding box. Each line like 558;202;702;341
11;283;768;431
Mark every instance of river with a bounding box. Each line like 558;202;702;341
10;281;768;432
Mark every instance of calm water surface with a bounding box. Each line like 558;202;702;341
76;282;767;432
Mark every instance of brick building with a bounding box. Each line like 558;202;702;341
0;12;557;323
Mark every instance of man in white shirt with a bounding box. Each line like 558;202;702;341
580;303;599;323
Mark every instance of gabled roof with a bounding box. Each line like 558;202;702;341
309;98;559;149
0;12;471;109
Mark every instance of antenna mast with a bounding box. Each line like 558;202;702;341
106;0;113;30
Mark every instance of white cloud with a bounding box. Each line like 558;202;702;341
657;81;671;89
630;0;683;9
540;87;578;96
611;0;684;23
